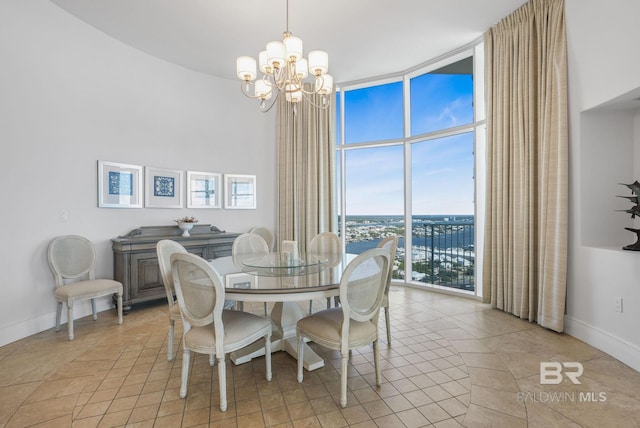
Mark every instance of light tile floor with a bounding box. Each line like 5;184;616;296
1;287;639;427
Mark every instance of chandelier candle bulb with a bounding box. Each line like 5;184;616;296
236;56;256;81
315;74;333;94
255;79;272;100
283;34;303;61
308;50;328;75
258;50;270;74
266;41;286;69
285;83;302;103
295;58;308;79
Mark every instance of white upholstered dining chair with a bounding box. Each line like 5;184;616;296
307;232;341;313
231;232;270;314
377;235;398;346
233;232;270;259
156;239;188;361
296;248;390;407
249;226;275;251
171;252;272;411
47;235;123;340
307;231;341;254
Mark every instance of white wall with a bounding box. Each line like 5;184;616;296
565;0;640;371
0;0;276;345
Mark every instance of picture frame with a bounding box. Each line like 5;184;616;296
224;272;256;290
186;171;222;208
97;161;143;208
144;167;184;208
224;174;256;209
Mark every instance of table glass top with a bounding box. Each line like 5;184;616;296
209;252;352;294
240;252;335;277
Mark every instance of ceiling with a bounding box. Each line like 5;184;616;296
50;0;528;84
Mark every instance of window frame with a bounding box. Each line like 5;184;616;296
335;41;486;298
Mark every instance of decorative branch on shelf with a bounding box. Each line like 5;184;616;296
618;181;640;251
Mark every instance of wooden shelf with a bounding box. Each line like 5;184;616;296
112;225;240;310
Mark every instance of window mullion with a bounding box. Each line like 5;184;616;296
403;73;412;283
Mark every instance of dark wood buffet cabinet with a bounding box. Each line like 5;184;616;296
112;224;239;310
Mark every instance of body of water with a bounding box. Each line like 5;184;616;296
343;215;475;254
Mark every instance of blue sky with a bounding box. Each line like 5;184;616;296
339;72;474;216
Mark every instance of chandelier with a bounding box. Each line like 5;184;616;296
236;0;333;113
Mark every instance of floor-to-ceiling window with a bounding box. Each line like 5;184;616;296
336;45;485;296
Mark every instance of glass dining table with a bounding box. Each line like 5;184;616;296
209;251;349;371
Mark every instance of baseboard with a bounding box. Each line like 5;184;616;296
564;315;640;372
0;296;115;347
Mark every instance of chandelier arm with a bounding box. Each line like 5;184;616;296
240;80;278;103
298;81;324;96
258;73;278;93
270;67;290;92
299;92;331;110
240;81;258;99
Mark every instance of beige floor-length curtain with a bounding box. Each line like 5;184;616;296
483;0;568;332
276;90;336;253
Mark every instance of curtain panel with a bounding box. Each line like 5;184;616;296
276;91;336;253
483;0;568;332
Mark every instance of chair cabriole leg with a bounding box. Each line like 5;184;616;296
116;292;123;325
91;299;97;321
374;339;381;386
55;301;62;332
180;348;190;398
265;332;272;381
67;300;74;340
385;306;391;346
340;351;348;408
218;357;227;411
297;335;304;383
167;319;175;361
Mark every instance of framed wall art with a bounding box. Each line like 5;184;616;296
144;167;184;208
224;174;256;209
187;171;221;208
97;160;143;208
